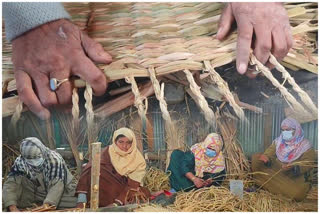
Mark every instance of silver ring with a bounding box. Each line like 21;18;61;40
50;78;69;91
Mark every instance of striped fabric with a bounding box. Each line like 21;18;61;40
9;137;69;186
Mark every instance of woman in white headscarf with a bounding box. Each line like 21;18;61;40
76;127;150;208
2;137;77;211
252;117;316;201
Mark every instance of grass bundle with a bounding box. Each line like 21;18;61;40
142;167;171;192
216;111;250;179
56;112;85;176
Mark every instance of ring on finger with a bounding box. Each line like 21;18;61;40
50;78;69;91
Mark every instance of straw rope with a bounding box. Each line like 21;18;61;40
249;54;312;117
125;75;148;121
72;88;80;132
84;83;95;159
10;98;23;128
148;66;180;166
204;60;246;122
269;54;318;118
148;67;172;124
184;69;216;129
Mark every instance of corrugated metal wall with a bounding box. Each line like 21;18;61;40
237;110;265;156
151;103;318;156
237;104;318;156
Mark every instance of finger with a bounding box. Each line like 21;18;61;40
253;26;272;66
72;55;108;96
81;32;112;64
217;3;235;40
285;25;293;52
14;70;50;119
271;26;288;61
50;70;72;105
236;19;253;74
32;72;58;108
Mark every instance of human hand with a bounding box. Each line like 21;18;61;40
282;163;292;171
8;205;20;212
193;177;205;188
217;3;293;78
258;154;269;163
11;19;112;119
204;178;213;186
76;202;86;209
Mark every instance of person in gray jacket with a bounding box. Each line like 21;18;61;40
2;137;77;211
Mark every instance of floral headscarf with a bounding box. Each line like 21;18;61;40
275;117;312;163
191;133;225;177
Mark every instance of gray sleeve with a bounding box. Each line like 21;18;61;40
2;176;23;209
44;178;64;206
3;2;70;42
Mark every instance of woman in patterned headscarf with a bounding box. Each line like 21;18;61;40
251;117;316;201
2;137;77;212
76;127;150;208
167;133;226;192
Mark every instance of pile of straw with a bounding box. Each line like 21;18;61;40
306;185;318;200
142;167;171;192
134;204;173;212
164;186;316;212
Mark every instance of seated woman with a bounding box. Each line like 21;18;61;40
76;127;150;207
2;137;77;211
167;133;226;192
252;117;316;201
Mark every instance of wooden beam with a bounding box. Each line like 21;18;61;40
94;81;154;118
90;142;101;211
146;114;154;151
3;81;154;118
109;85;132;96
233;93;263;114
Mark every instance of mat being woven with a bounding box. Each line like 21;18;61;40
2;2;318;90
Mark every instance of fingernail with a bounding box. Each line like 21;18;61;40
100;52;112;61
238;63;247;75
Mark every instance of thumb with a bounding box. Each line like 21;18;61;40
81;32;112;64
216;3;234;40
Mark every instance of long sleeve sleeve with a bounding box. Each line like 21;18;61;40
263;142;277;159
43;178;65;206
2;176;23;208
292;148;316;175
3;2;70;41
181;152;196;175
